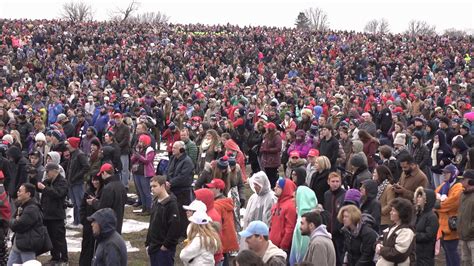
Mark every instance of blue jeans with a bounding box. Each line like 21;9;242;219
7;249;36;266
442;239;460;266
69;183;84;225
149;248;175;266
120;155;130;188
134;175;152;211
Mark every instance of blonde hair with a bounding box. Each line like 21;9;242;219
337;205;361;225
315;156;331;171
10;130;22;149
186;222;221;253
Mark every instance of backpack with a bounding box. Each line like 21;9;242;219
156;159;169;176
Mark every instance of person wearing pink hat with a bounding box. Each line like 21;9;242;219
131;134;155;215
260;122;282;187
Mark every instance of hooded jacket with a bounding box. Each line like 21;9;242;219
224;139;247;181
342;214;378;266
214;194;239;253
131;145;155;177
289;186;317;265
46;151;66;178
101;145;122;173
269;178;297;250
458;186;474;241
243;171;277;228
414;187;439;266
290;166;307;186
435;181;463;240
303;224;336;266
91;208;127;266
285;159;307;180
5;146;28;198
262;240;287;265
360;180;381;233
430;130;454;174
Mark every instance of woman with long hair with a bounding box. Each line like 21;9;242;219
259;122;282;187
309;156;331;205
180;211;222;265
372;165;395;232
358;129;379;171
430;130;454;188
197;129;221;174
375;198;416;266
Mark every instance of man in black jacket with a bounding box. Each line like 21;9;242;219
166;141;194;237
37;162;69;264
88;163;127;234
5;146;28;215
146;175;180;266
8;183;43;264
66;137;90;228
113;113;131;189
319;124;339;170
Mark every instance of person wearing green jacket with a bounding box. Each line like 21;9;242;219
289;186;317;265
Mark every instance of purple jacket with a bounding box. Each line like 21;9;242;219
131;146;155;177
288;140;312;158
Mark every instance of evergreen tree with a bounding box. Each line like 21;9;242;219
295;12;310;30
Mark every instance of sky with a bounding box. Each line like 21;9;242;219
1;0;473;34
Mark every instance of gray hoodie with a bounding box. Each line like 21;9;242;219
303;224;336;265
43;151;66;180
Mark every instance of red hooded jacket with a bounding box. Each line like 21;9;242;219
214;196;239;253
224;139;247;181
269;178;297;251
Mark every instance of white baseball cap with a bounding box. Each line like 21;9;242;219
188;211;212;225
183;200;207;213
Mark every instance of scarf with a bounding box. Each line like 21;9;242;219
440;170;459;196
377;179;390;200
431;142;439;167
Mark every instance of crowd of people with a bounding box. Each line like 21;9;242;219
0;18;473;266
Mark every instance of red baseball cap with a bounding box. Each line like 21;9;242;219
307;149;320;157
206;179;225;190
97;163;113;176
113;113;123;119
264;122;276;129
289;151;300;158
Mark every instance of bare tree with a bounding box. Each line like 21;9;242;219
405;20;436;36
111;0;140;22
61;1;93;23
364;18;390;34
132;11;170;25
379;19;390;34
443;28;467;37
304;7;329;31
364;19;379;34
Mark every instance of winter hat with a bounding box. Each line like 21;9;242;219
393;133;406;146
413;131;423;141
344;189;362;206
56;113;67;122
296;129;306;138
138;134;151;146
228;156;237;166
67;137;81;149
350;153;367;168
2;134;13;145
440;117;450;126
168;122;176;130
50;130;63;141
217;156;229;170
45;162;60;172
87;126;98;135
35;132;46;142
277;177;286;190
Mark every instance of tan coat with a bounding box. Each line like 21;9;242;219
380;184;396;226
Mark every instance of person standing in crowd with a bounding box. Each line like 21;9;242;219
87;208;127;266
375;198;416;266
259;122;282;187
66;137;90;228
166;141;194;238
112;113;131;189
319;124;339;171
394;154;429;200
5;145;28;215
80;126;100;156
79;175;104;266
269;178;297;253
360;113;377;137
430;130;454;188
206;178;239;265
413;187;439;266
162;122;181;157
240;221;287;266
358;129;379;171
37;162;68;264
179;211;221;266
372;165;396;232
323;172;346;266
8;183;45;265
131;134;155;215
87;163;127;234
458;170;474;266
435;164;463;266
243;171;277;229
360;179;381;233
338;204;378;266
289;186;317;265
349;153;372;189
146;176;180;266
308;156;331;205
181;128;198;167
409;131;432;184
300;211;336;266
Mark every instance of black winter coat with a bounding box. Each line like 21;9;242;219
342;214;378;266
67;149;90;185
146;195;181;254
323;187;346;236
167;154;194;193
309;169;330;206
92;174;127;234
6;146;28;198
319;136;339;170
40;174;68;220
10;198;44;252
414;187;439;266
360;180;381;233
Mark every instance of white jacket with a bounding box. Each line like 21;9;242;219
180;235;216;266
